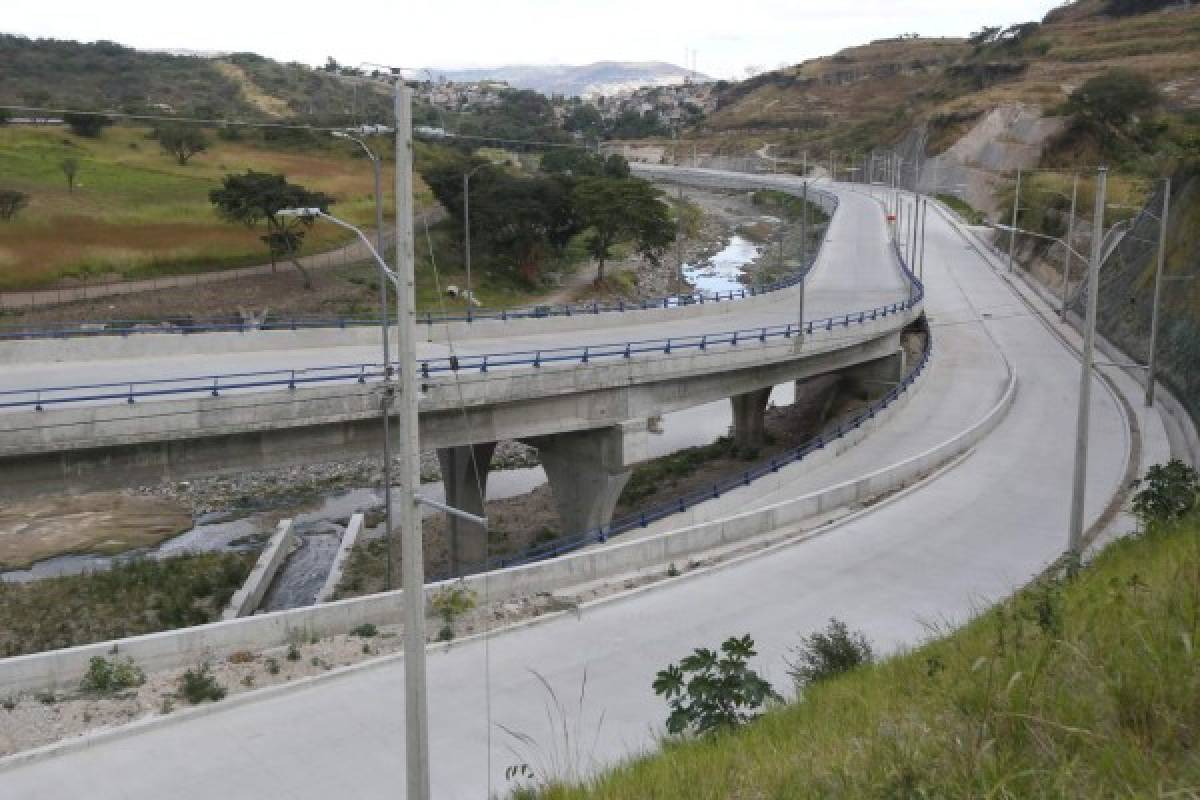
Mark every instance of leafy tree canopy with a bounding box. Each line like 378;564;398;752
208;171;333;288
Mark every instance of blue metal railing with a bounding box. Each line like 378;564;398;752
0;286;924;411
490;327;932;571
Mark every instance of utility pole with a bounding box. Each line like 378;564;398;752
463;172;472;319
1007;169;1022;273
1067;166;1107;566
798;181;808;342
676;184;685;292
802;150;808;178
395;80;432;800
919;197;928;281
1146;177;1170;408
1060;173;1079;321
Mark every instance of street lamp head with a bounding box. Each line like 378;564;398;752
276;207;323;219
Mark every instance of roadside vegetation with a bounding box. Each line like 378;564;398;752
530;462;1200;798
0;552;254;658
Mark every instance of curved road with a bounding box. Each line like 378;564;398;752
0;175;1152;799
0;184;907;407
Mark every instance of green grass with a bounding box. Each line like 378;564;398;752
0;125;429;290
541;512;1200;798
937;193;987;225
0;553;254;658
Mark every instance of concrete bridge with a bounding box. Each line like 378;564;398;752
0;175;920;571
0;173;1180;800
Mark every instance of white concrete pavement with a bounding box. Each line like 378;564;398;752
0;179;1152;799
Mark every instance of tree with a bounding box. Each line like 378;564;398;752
63;112;112;138
60;158;80;192
1066;68;1160;128
0;190;29;221
0;108;9;126
573;176;676;282
208;171;333;288
157;125;209;165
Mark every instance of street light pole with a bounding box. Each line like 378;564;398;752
463;163;489;320
1060;173;1079;321
1146;177;1171;408
1007;169;1022;272
334;128;394;590
1067;166;1107;566
798;180;808;343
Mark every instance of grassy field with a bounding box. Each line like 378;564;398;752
0;552;254;658
539;509;1200;798
0;124;434;290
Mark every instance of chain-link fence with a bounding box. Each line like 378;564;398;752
1071;167;1200;423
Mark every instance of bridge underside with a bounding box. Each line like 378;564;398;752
0;332;902;501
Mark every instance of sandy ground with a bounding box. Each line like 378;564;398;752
0;495;192;571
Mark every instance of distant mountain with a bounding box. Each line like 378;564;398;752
429;61;708;98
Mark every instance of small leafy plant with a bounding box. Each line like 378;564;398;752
180;662;226;704
80;655;146;693
652;635;779;735
431;582;477;641
787;618;874;689
350;623;378;638
1132;460;1199;526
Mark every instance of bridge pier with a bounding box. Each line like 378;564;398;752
436;442;497;577
528;422;647;538
730;387;773;451
841;349;907;401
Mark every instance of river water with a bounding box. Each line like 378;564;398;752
3;233;775;607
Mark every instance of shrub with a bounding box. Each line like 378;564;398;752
787;618;874;688
63;111;112;138
264;657;281;675
431;582;477;641
1132;460;1199;526
80;655;145;693
179;662;226;704
0;189;29;221
652;635;780;735
350;623;378;638
286;643;301;661
1066;69;1161;128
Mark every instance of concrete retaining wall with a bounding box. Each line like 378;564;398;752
316;513;364;604
0;357;1013;697
221;520;294;620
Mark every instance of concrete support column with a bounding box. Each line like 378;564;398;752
436;441;496;577
529;422;646;537
842;350;906;401
730;387;773;450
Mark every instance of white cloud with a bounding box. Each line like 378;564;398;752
6;0;1066;79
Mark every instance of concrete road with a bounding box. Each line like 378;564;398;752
0;179;1150;799
0;183;909;408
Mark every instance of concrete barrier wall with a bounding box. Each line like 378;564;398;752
633;362;925;536
221;520;294;620
316;514;364;604
0;358;1013;697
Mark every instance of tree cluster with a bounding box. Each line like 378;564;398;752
420;148;674;285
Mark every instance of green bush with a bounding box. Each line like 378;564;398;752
350;623;378;638
1066;68;1161;128
179;662;226;704
652;635;780;735
431;583;477;642
786;618;874;688
1132;459;1199;526
80;654;145;693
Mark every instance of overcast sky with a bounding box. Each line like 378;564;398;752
7;0;1066;79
